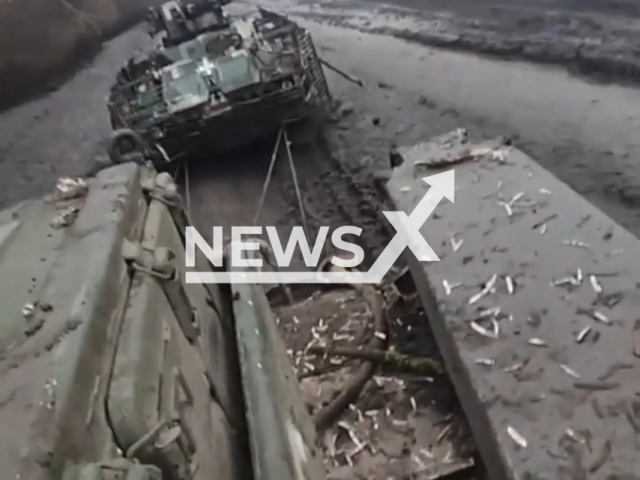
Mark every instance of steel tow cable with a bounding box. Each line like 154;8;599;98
252;125;309;239
253;127;283;226
282;127;309;238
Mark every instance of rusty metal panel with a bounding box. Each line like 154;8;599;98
385;135;640;480
232;281;327;480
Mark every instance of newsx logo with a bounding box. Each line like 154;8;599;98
184;170;454;284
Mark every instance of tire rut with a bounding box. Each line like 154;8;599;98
273;125;396;266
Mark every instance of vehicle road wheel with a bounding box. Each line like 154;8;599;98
107;129;147;166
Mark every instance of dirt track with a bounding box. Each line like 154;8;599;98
299;0;640;84
1;0;640;248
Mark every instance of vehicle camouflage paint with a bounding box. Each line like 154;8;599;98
0;131;326;480
106;0;331;166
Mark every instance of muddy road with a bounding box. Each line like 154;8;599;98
299;0;640;84
0;0;636;267
0;0;639;245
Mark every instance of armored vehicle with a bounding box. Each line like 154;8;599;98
106;0;331;167
0;135;328;480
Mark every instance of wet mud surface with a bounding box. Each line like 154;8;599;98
1;2;640;242
293;0;640;85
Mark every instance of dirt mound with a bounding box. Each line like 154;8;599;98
0;0;160;110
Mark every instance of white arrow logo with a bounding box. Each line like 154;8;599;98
367;169;454;283
185;169;455;284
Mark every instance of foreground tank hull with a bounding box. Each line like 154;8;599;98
0;150;327;480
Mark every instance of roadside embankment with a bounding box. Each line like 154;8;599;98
0;0;160;110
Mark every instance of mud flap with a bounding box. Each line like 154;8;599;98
231;280;327;480
384;133;640;480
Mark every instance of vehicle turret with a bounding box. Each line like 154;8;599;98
146;0;233;48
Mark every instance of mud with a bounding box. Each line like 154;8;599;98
0;0;159;111
0;3;639;241
292;0;640;86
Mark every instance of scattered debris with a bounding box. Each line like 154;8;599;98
442;279;462;296
506;426;527;448
50;206;79;228
498;200;513;216
22;303;35;319
588;439;611;473
528;337;547;347
505;275;515;294
573;381;620;391
564;428;586;445
475;358;495;366
577;308;612;326
589;275;603;294
418;94;436;108
336;101;354;118
53;177;88;201
560;364;580;378
274;278;474;479
563;239;590;249
470;318;499;339
450;236;463;252
552;268;583;288
576;326;591;343
504;362;525;373
468;274;498;305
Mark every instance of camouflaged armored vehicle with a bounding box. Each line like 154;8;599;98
106;0;331;167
